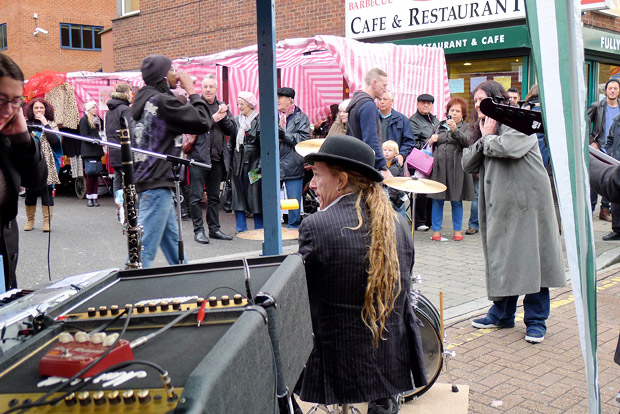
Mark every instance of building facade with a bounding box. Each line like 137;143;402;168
111;0;345;71
0;0;116;78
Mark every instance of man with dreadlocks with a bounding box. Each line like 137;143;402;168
293;135;427;414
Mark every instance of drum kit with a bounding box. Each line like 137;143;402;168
294;139;459;413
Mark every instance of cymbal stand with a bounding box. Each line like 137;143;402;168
439;290;458;393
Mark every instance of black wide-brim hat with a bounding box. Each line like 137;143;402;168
304;135;383;182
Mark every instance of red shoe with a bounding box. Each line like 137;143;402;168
454;234;463;241
431;232;442;241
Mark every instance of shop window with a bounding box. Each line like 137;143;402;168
446;57;524;122
596;62;620;101
121;0;140;16
60;24;102;51
0;24;6;50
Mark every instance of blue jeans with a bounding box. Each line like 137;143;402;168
283;179;302;228
235;211;263;233
487;288;550;332
468;177;479;230
138;188;180;268
431;199;463;232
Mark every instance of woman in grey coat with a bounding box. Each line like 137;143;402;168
428;96;474;241
461;81;565;344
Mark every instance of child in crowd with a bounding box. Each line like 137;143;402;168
383;140;407;218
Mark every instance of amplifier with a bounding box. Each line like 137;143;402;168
0;255;313;413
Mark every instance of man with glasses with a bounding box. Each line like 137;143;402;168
0;53;47;290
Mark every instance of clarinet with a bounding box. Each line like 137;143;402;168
119;117;142;269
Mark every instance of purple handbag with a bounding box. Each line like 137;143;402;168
406;143;434;176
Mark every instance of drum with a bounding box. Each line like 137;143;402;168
402;292;443;401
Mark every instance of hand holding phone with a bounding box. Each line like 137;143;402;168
1;108;28;142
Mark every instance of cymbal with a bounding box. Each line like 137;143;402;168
383;177;447;194
295;139;325;157
236;228;299;241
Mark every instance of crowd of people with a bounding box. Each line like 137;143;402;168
2;50;617;413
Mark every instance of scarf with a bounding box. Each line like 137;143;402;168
278;105;296;129
236;109;259;151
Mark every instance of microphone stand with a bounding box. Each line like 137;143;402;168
31;125;211;267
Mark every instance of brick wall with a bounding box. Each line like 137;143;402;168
112;0;346;71
582;11;620;30
0;0;116;78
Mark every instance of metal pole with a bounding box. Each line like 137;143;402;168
256;0;282;256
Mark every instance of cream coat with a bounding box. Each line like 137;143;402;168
462;125;566;300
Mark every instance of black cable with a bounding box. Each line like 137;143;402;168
4;305;134;414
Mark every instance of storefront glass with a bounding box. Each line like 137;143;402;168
596;62;620;101
446;57;524;122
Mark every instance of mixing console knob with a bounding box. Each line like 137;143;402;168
136;303;145;313
64;393;77;407
122;390;136;404
125;304;132;313
78;391;91;406
7;398;19;408
87;307;96;317
93;391;106;406
234;294;243;305
160;301;169;311
108;390;121;405
221;295;230;306
208;296;218;307
99;306;108;316
148;302;158;312
111;305;120;315
172;300;181;310
75;332;89;343
137;389;151;405
197;297;204;307
58;332;74;344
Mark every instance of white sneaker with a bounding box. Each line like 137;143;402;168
415;225;429;231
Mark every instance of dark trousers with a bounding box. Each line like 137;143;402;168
591;189;610;211
612;203;620;233
189;160;224;234
25;185;54;206
414;194;432;228
86;174;98;196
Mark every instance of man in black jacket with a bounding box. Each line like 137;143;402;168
131;55;212;268
187;75;236;243
105;83;133;222
588;78;620;221
0;53;47;290
409;94;439;231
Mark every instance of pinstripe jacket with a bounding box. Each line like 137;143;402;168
296;193;427;404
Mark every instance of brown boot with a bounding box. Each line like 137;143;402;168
599;208;612;222
23;205;36;231
42;205;53;232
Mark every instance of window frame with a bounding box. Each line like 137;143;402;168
59;23;103;51
120;0;140;17
0;24;6;50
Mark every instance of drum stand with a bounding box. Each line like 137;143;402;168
304;404;362;414
438;290;459;393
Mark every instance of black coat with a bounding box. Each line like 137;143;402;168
0;132;47;290
188;99;237;170
279;107;310;181
409;111;439;149
231;116;262;214
79;115;104;159
297;194;427;404
105;97;132;168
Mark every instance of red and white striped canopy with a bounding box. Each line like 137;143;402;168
64;35;449;125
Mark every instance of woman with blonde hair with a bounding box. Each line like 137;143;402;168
79;101;103;207
295;135;426;413
326;99;351;137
